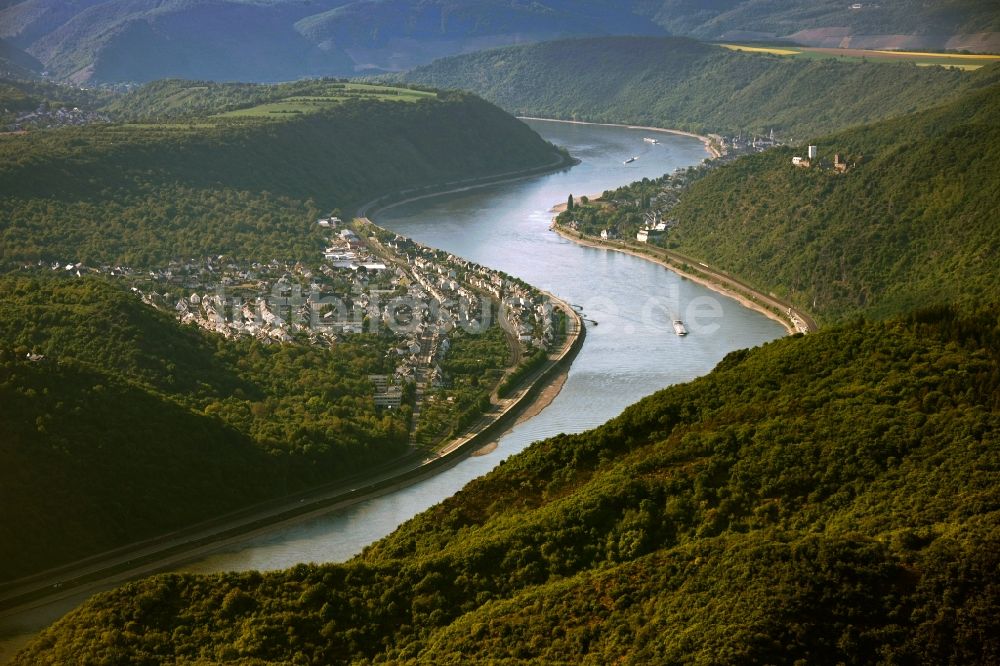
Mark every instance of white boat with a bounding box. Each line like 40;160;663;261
643;137;659;144
673;320;688;336
624;156;638;164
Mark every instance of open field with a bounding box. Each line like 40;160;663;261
717;44;800;55
215;84;435;118
718;43;1000;69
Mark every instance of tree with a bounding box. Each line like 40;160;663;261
567;194;574;211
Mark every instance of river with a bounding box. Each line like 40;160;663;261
0;119;784;661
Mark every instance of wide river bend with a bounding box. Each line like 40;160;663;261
0;119;784;660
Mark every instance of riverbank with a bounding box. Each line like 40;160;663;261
551;192;606;214
534;116;814;333
518;116;722;159
550;223;816;335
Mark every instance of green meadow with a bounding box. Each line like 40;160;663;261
216;84;435;118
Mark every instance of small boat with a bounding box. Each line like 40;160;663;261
672;320;688;336
643;137;659;144
624;156;638;164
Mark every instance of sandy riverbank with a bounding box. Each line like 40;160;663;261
518;117;722;159
551;192;606;214
551;224;796;335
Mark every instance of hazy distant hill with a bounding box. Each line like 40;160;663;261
0;0;996;84
403;37;1000;139
0;0;354;83
0;36;39;78
293;0;662;73
0;0;663;83
644;0;1000;51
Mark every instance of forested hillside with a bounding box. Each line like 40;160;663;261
402;37;1000;139
0;275;410;581
576;81;1000;323
17;306;999;663
0;88;560;267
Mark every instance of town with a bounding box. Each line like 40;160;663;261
5;102;109;132
561;129;790;246
26;216;564;418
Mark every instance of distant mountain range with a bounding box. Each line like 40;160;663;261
0;0;997;84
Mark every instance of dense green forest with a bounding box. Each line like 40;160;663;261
402;37;1000;139
17;306;999;663
564;81;1000;324
0;275;415;581
0;89;560;267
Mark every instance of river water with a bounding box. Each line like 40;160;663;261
0;119;784;660
177;119;784;571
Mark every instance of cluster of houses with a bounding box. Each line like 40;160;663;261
6;104;108;132
369;374;404;409
320;219;389;273
169;285;307;344
504;291;558;350
378;231;558;355
635;208;681;243
35;217;560;415
716;130;782;159
590;169;690;244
